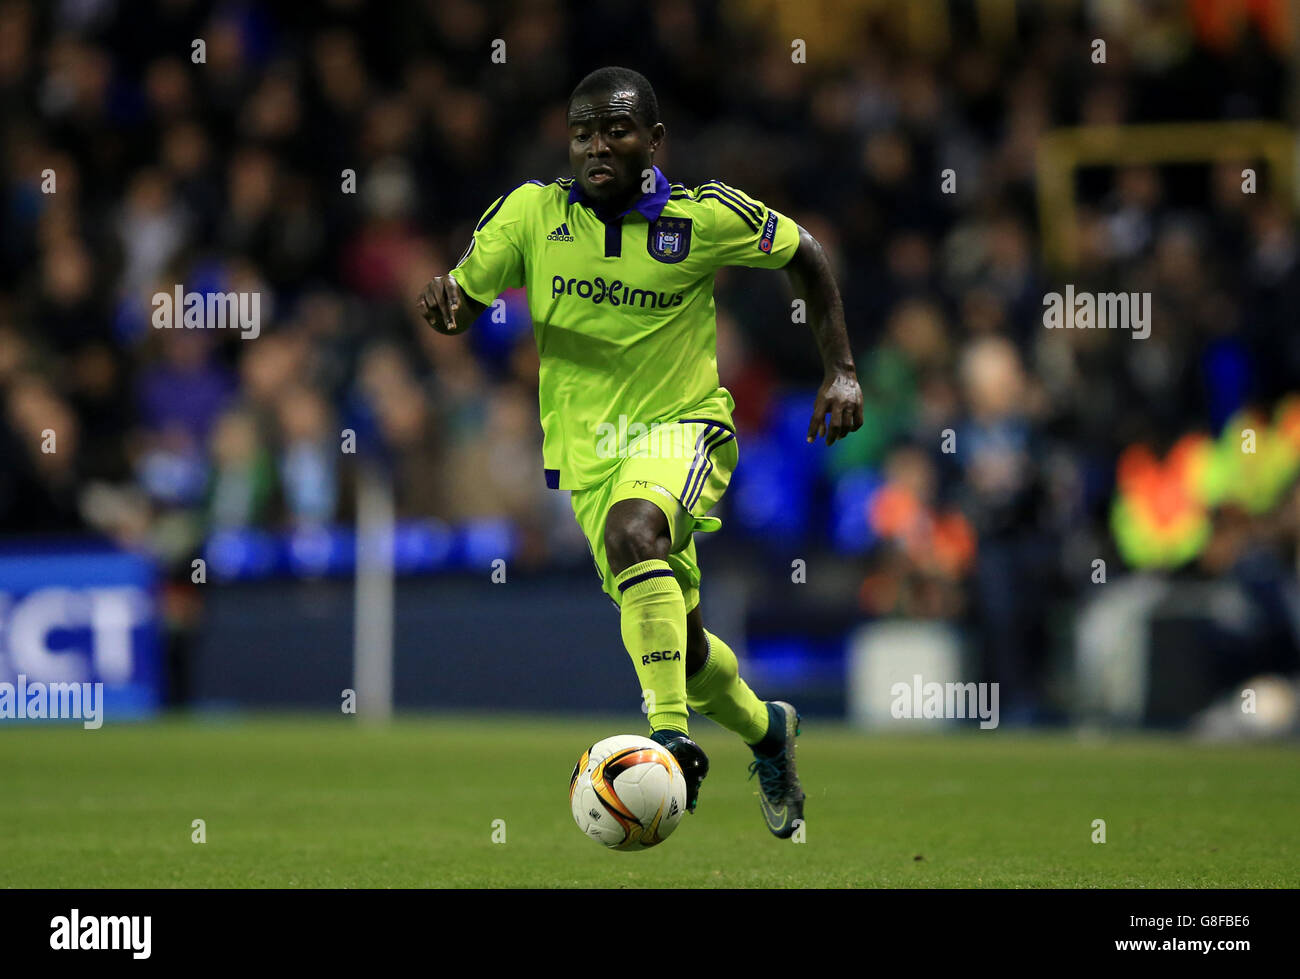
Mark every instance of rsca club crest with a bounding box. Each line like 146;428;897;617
647;217;692;264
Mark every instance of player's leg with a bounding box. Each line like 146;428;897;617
603;480;782;824
568;481;694;736
682;604;766;742
603;495;710;811
684;603;805;837
662;423;805;838
604;496;688;735
651;425;771;745
684;603;707;675
590;419;783;818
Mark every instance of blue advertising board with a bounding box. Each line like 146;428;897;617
0;547;162;724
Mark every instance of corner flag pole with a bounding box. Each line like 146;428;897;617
354;458;395;723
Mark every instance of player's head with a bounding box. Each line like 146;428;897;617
566;67;665;207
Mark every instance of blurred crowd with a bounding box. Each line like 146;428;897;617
2;0;1299;712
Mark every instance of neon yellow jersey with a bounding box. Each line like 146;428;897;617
449;167;801;490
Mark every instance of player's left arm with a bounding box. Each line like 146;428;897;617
699;182;862;445
783;226;863;446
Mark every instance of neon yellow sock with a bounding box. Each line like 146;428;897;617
686;630;769;743
616;559;688;735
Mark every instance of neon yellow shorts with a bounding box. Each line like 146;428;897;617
569;419;738;613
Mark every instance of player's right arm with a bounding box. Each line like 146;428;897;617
417;274;483;334
416;184;534;335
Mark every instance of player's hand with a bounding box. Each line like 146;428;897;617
807;368;863;446
417;274;466;334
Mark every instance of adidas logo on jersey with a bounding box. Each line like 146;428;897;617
546;222;575;242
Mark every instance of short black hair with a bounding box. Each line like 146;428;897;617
568;67;659;128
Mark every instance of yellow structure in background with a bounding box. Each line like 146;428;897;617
1036;121;1297;271
723;0;952;64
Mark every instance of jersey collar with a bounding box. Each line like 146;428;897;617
567;165;671;223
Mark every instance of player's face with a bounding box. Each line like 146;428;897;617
567;89;663;207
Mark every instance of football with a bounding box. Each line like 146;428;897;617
569;735;688;850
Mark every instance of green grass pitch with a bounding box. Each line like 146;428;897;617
2;714;1296;888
